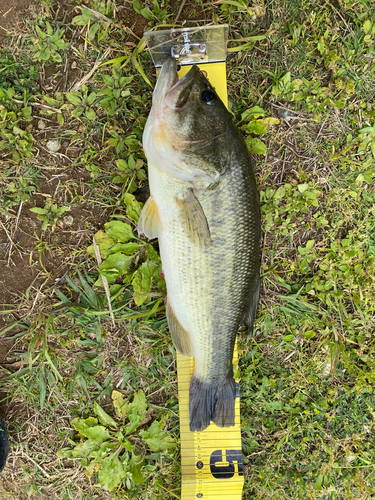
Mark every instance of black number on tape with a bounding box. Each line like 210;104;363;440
209;450;244;479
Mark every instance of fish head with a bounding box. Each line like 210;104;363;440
143;57;231;185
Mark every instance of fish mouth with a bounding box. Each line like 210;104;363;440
165;64;200;109
153;57;179;106
154;57;201;110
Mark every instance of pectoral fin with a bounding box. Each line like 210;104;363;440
138;196;161;239
176;188;210;247
166;300;194;357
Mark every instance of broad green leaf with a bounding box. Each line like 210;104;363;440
152;0;160;14
123;192;142;223
300;258;309;272
70;439;100;458
241;106;265;121
132;261;159;306
66;92;82;105
57;447;73;458
274;186;285;200
89;440;117;459
133;0;142;14
282;72;291;85
245;137;267;155
112;390;128;419
36;25;46;39
83;425;111;443
304;331;316;339
129;452;144;484
220;0;249;9
359;127;374;134
29;207;47;215
104;220;134;242
81;8;97;21
117;431;135;451
72;15;88;26
99;253;133;276
243;117;280;135
87;92;97;105
282;335;294;342
146;244;160;262
246;120;267;135
363;20;372;34
88;23;100;41
94;402;118;428
126;390;147;435
297;183;309;194
116;159;128;171
139;421;176;452
314;474;324;491
305;239;315;251
112;174;128;184
140;7;153;20
99;454;127;491
124;134;140;150
110;242;140;255
257;117;280;131
72;417;110;443
43;95;60;107
85;107;96;120
87;230;115;259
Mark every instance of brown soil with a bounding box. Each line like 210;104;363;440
0;0;39;40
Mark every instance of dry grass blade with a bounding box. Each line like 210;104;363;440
70;48;111;91
10;98;62;114
92;235;115;327
76;5;113;24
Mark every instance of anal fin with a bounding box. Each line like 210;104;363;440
137;196;161;239
166;300;194;357
175;188;210;247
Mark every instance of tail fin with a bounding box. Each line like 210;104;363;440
0;419;9;473
189;372;236;432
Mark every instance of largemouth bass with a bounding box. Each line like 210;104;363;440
138;57;261;432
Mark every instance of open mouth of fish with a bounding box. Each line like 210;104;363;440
153;57;201;111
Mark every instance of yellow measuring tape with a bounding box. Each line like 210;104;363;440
176;62;244;500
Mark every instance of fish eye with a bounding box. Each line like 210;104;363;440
201;90;216;104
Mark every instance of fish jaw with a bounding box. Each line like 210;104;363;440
151;57;179;115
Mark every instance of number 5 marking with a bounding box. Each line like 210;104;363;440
209;450;244;479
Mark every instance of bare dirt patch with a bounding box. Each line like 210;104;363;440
0;0;38;40
0;184;109;307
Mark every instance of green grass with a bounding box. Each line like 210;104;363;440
0;0;375;498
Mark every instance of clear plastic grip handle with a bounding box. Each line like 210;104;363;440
144;25;229;67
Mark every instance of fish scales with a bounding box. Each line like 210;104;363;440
139;57;261;432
